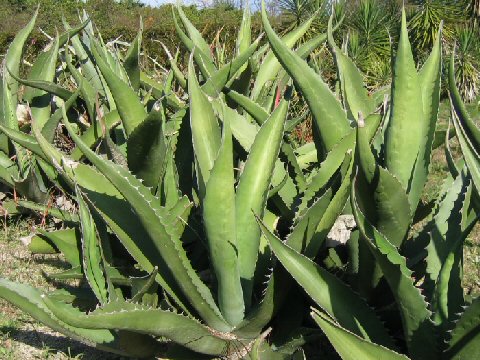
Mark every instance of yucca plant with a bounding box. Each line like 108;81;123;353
258;2;480;359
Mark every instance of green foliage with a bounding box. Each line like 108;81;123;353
0;1;479;359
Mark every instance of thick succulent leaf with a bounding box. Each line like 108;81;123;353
7;69;73;100
35;228;81;268
327;16;375;120
311;309;409;360
172;8;216;78
77;187;108;304
123;23;142;91
0;123;45;161
65;51;97;121
203;116;244;326
61;116;230;331
449;52;480;153
42;86;81;143
176;5;213;62
259;219;395;348
425;170;468;284
452;109;480;198
303;156;354;258
409;25;442;210
0;279;142;357
385;9;425;195
261;2;350;153
42;296;232;356
202;35;261;98
298;114;380;217
4;7;38;107
295;16;343;59
445;297;480;359
63;19;104;95
25;36;59;129
127;111;167;189
90;40;146;136
223;88;269;124
252;10;316;100
356;119;412;247
352;181;438;360
188;57;222;191
14;199;78;223
71;110;121;161
74;163;191;314
236;99;287;308
288;188;334;254
235;1;251;75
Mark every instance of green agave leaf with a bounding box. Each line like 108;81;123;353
445;297;480;359
235;1;251;75
176;4;213;63
7;69;73;101
65;50;97;122
34;228;81;268
127;111;167;189
61;115;230;332
74;163;191;314
203;114;244;326
352;180;438;360
298;114;381;217
425;170;468;294
14;199;78;223
385;9;425;196
0;279;157;357
42;296;232;356
188;56;222;192
296;15;343;59
252;9;316;101
71;110;121;161
42;85;81;144
0;151;16;187
261;1;350;153
172;7;216;78
63;19;104;96
4;7;38;108
409;25;442;211
449;51;480;153
259;218;395;348
25;36;59;129
77;186;108;304
159;44;187;89
123;21;142;91
327;15;375;121
223;88;269;124
236;98;287;309
303;155;354;258
452;107;480;198
311;309;410;360
90;40;146;136
356;118;412;247
0;123;45;161
288;188;334;254
202;35;262;98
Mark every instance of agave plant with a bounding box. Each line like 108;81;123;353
258;3;480;359
0;2;353;358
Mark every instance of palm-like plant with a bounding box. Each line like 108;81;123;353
345;0;399;88
408;0;466;53
454;24;480;102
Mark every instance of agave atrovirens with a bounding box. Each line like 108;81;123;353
0;2;352;358
260;2;480;359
